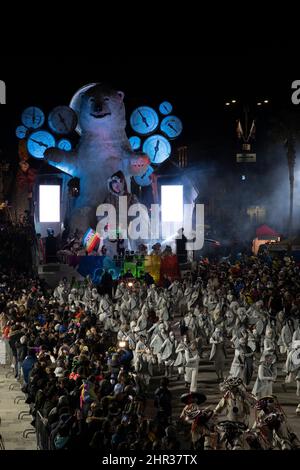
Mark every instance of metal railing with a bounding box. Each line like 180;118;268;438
35;411;51;450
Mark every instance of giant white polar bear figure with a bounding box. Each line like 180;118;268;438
44;83;150;236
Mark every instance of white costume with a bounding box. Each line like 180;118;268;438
252;352;277;398
284;340;300;396
184;344;200;392
161;332;178;377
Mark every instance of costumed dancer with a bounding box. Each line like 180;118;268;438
252;351;277;399
283;340;300;396
229;337;254;386
161;331;178;378
209;327;227;382
184;341;200;392
214;377;256;427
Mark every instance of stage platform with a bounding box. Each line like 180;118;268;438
37;263;84;288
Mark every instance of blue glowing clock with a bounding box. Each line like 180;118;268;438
27;130;56;159
130;106;159;135
142;134;171;164
129;136;142;150
160;115;183;139
48;106;78;134
16;125;28;139
134;165;154;186
159;101;173;115
58;138;72;151
21;106;45;129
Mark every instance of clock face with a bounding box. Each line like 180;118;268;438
21;106;45;129
142;134;171;164
160;115;183;139
159;101;173;115
16;125;28;139
129;136;142;150
27;130;56;159
58;138;72;151
130;106;159;135
48;106;78;134
134;165;154;186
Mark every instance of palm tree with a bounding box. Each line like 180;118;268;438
270;110;299;237
284;135;296;236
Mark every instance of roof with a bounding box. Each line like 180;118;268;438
256;224;279;238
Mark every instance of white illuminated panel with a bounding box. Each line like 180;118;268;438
39;185;60;222
161;185;183;222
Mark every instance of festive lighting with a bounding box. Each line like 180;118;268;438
39;185;60;222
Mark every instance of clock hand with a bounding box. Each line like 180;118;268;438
58;113;68;130
29;138;49;147
138;110;149;127
32;108;35;124
163;105;169;112
153;140;160;161
167;123;177;133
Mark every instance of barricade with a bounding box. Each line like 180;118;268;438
35;411;51;450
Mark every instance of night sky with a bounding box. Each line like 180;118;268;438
0;50;299;171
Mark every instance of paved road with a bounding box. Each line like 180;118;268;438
148;343;300;447
0;365;36;450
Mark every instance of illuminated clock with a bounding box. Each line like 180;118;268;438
27;130;56;159
48;105;78;134
21;106;45;129
142;134;171;164
159;101;173;115
130;106;159;135
16;125;28;139
160;115;183;139
134;165;154;186
129;136;142;150
58;138;72;151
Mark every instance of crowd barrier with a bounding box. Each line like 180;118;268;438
35;411;51;450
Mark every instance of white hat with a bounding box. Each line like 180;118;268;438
54;367;64;378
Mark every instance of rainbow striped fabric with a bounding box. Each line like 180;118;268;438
82;228;100;253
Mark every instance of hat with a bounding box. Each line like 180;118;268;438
114;383;124;395
20;335;27;345
54;367;65;378
180;392;207;405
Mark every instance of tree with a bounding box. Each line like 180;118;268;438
270;110;299;237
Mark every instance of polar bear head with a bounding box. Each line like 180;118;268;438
71;83;126;135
